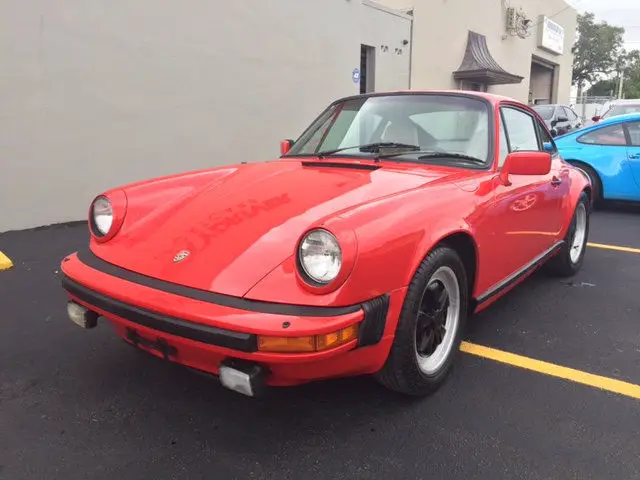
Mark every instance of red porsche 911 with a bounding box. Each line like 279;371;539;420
60;91;592;397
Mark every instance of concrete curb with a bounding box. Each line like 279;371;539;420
0;251;13;270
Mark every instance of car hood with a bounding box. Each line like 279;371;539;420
92;159;462;297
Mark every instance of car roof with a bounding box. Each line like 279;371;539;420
609;98;640;104
594;111;640;126
555;111;640;141
331;90;520;106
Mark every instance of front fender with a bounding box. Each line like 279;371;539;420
102;166;242;238
243;184;477;307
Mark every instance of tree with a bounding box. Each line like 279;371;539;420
572;12;626;96
586;79;616;96
621;51;640;98
586;50;640;97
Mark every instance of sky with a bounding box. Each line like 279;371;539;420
573;0;640;51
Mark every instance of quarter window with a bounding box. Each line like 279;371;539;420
577;124;626;146
501;107;540;152
565;108;579;122
627;121;640;146
537;118;557;154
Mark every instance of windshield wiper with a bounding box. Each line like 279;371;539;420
377;150;486;165
316;142;420;159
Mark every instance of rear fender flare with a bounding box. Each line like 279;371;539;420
559;168;592;238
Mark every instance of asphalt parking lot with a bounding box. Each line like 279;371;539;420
1;206;639;480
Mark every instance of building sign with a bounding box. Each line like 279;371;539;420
352;68;360;84
537;15;564;55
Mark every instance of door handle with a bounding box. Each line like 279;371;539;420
629;153;640;160
551;176;562;187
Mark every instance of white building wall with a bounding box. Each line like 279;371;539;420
360;1;413;92
0;0;411;232
381;0;576;104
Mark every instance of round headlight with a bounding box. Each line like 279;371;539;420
298;229;342;284
91;196;113;236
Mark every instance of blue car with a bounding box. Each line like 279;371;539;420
553;112;640;204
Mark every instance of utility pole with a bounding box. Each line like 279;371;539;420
617;70;624;99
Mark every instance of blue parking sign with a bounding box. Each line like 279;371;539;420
352;68;360;83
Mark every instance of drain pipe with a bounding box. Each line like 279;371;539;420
408;8;414;89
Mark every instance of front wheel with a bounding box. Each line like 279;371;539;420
375;246;468;396
546;191;590;277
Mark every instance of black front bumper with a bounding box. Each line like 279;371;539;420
61;249;392;352
62;276;259;352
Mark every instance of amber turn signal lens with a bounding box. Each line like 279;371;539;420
257;324;359;353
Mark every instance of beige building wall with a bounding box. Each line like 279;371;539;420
0;0;411;232
381;0;577;104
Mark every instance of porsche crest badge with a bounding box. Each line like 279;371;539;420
173;250;190;263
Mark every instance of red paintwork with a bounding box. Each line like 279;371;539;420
499;151;552;184
60;91;591;387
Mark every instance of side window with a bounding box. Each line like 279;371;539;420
537;118;557;154
627;121;640;146
566;108;579;122
501;107;540;152
498;115;509;167
294;106;339;154
577;124;627;146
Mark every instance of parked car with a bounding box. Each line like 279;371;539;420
554;112;640;204
591;99;640;124
532;104;583;137
60;90;591;398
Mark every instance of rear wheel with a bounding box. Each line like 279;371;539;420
546;191;590;277
376;246;468;396
571;162;601;205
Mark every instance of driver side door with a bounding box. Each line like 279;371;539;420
489;104;564;282
625;121;640;193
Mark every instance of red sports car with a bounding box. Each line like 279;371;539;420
60;91;592;397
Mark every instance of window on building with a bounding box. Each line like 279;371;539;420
360;45;376;94
577;124;627;146
460;81;487;92
501;107;540;152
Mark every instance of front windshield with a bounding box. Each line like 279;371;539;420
602;104;640;118
285;94;492;165
533;105;555;120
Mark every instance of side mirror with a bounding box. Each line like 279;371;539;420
499;151;552;186
591;115;601;122
556;116;569;123
280;139;294;155
543;142;554;152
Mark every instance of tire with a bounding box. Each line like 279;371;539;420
571;162;602;205
375;245;469;396
546;191;590;277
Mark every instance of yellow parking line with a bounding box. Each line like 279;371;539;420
0;251;13;271
587;242;640;254
460;341;640;400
